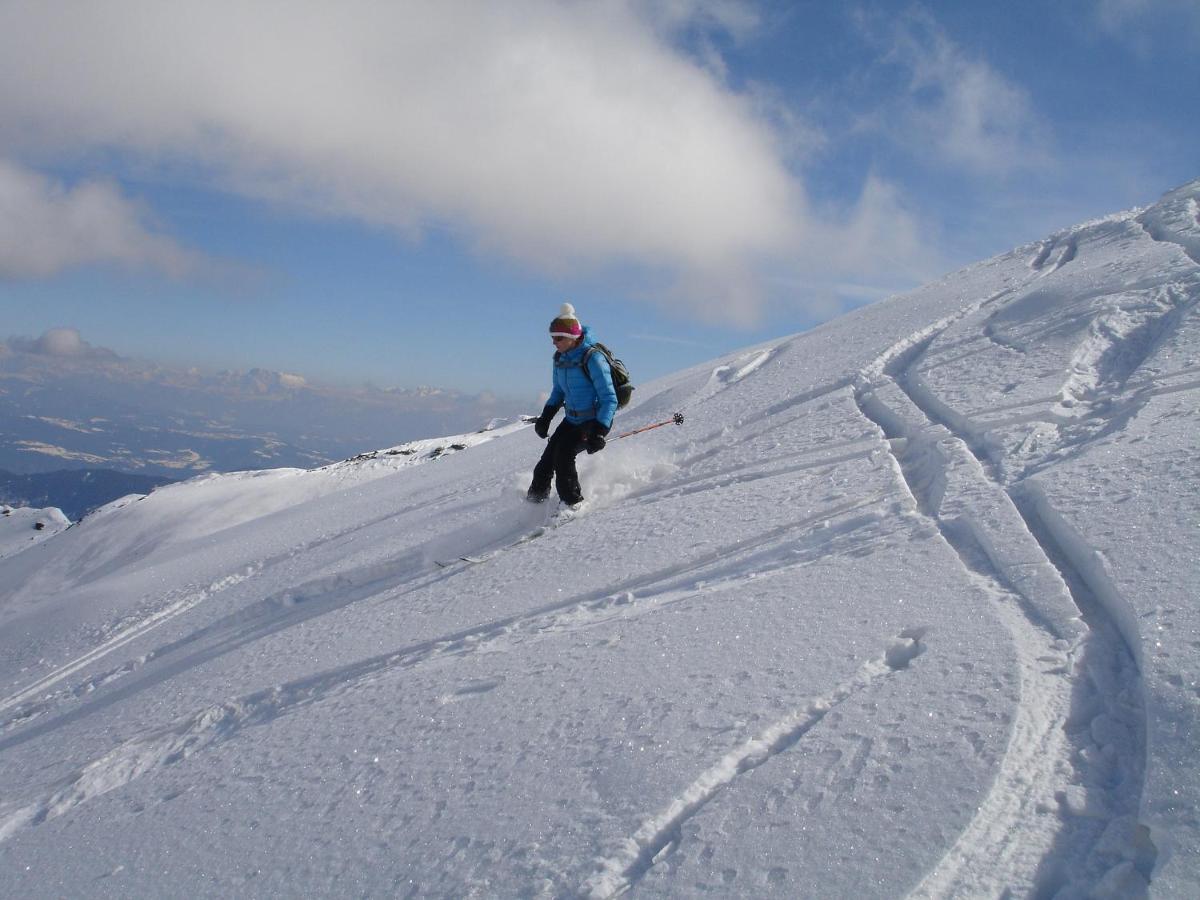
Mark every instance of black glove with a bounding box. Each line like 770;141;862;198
534;405;557;439
584;422;610;454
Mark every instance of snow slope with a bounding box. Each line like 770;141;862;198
0;505;69;560
0;181;1197;898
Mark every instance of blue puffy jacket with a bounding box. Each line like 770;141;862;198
548;326;618;429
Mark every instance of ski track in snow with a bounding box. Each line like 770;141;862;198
1049;281;1200;448
1030;234;1079;273
851;282;1161;895
854;301;1082;895
581;627;929;900
0;485;476;728
0;486;544;739
703;348;777;396
0;568;260;721
0;494;899;845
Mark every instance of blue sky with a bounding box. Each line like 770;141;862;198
1;0;1196;403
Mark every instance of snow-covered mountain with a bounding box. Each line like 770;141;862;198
1;180;1197;898
0;338;526;477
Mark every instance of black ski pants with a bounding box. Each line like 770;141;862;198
531;420;586;504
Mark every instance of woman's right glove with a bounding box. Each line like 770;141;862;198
584;422;609;454
534;405;558;439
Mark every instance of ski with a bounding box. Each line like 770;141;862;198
432;503;585;570
434;555;487;568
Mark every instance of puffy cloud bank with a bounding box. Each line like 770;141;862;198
0;1;940;320
5;326;116;360
0;160;197;278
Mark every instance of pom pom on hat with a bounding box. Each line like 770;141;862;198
549;302;583;338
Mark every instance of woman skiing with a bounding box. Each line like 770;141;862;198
528;303;617;507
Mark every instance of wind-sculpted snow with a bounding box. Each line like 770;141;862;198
1;180;1198;897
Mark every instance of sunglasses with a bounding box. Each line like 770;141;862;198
551;335;577;344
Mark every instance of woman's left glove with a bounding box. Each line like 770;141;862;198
534;405;557;439
584;422;610;454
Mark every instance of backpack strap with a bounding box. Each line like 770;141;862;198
581;346;606;391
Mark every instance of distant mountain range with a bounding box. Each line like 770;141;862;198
0;468;174;522
0;331;529;482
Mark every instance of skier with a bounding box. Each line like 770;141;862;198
527;303;618;507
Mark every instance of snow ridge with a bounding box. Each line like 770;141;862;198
1137;180;1200;266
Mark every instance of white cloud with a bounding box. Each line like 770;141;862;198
817;174;933;281
877;8;1049;174
35;327;87;356
0;3;792;310
6;326;118;360
0;160;199;279
0;0;933;324
765;174;942;320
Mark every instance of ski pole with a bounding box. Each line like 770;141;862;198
617;412;684;439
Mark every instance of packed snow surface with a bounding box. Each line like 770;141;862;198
1;181;1198;898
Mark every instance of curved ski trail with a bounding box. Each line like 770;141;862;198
855;300;1155;895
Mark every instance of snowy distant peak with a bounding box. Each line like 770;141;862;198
215;367;309;395
0;330;501;406
0;334;529;477
368;384;453;398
